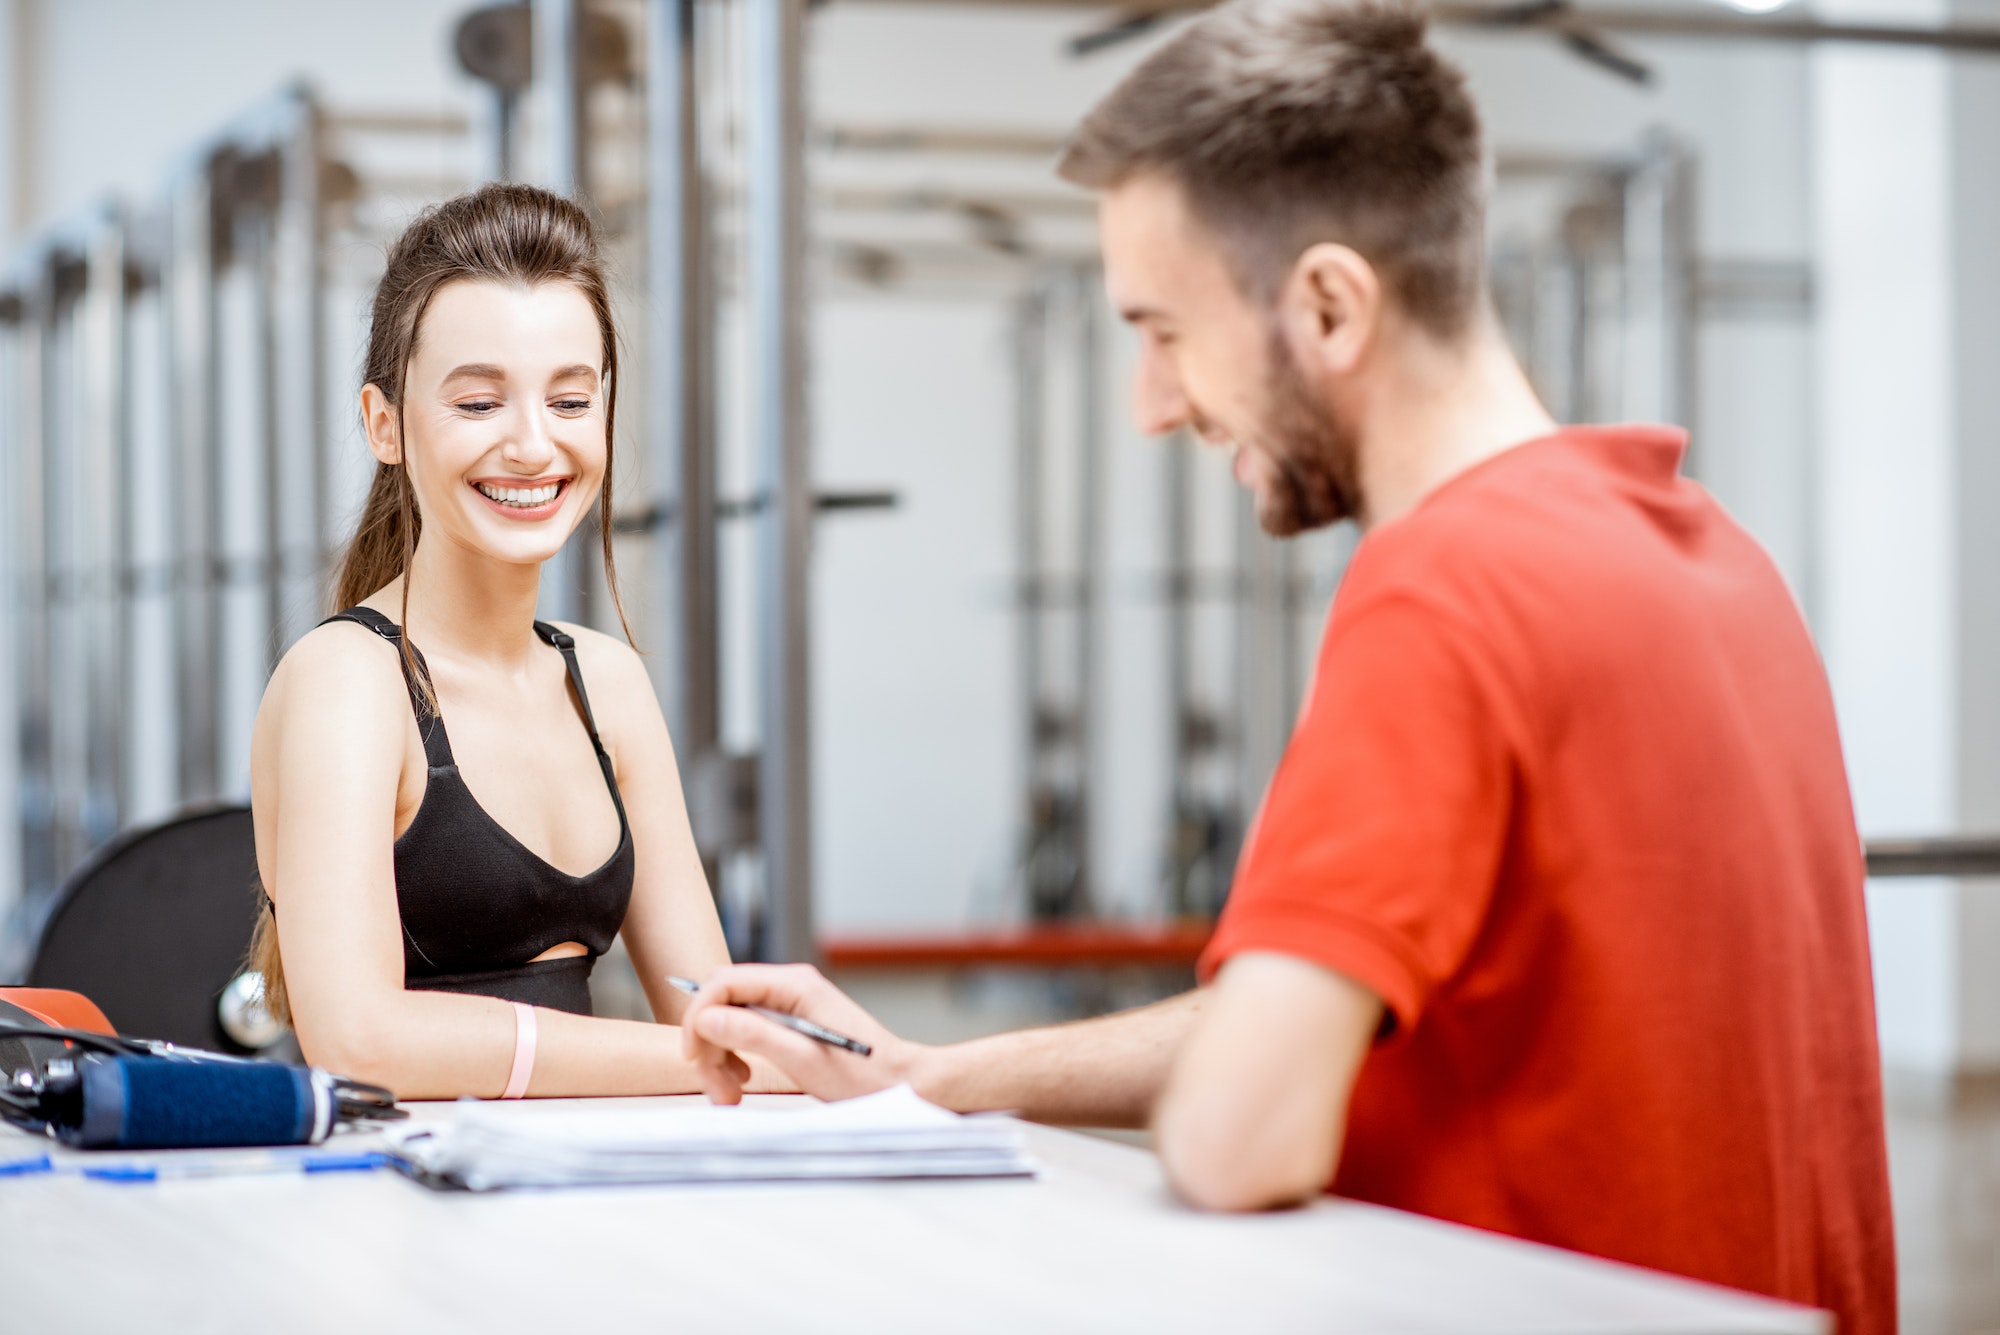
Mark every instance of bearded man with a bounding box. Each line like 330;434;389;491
680;2;1896;1329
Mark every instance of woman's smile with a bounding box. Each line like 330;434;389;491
472;476;570;519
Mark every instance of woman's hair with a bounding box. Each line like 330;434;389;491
249;183;629;1026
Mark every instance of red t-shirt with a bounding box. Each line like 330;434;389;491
1200;427;1894;1334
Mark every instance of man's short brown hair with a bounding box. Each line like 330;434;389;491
1058;0;1485;337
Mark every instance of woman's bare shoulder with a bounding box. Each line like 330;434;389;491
546;621;650;687
544;621;662;732
259;619;413;739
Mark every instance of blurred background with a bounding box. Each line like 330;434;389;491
0;0;1996;1328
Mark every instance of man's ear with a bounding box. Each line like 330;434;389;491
360;383;402;467
1280;243;1381;378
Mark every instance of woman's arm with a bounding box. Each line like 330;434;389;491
251;624;722;1100
556;628;744;1021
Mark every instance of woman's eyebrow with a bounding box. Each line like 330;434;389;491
440;362;508;387
550;363;599;383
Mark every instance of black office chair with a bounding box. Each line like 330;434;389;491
28;804;290;1056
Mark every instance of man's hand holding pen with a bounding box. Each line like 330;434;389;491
679;964;918;1105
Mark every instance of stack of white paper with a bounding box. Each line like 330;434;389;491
384;1085;1034;1191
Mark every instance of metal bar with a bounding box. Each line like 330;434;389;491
1617;135;1698;450
1865;838;2000;878
1435;4;2000;54
1163;426;1194;914
42;248;84;881
822;186;1094;219
326;110;476;137
1661;142;1698;452
78;212;127;847
0;306;21;944
647;0;719;773
1014;282;1049;914
746;0;815;964
820;125;1069;157
17;267;55;904
536;0;592;627
856;0;2000;55
538;0;588;200
271;94;326;646
166;164;220;802
821;126;1655;183
493;91;519;183
247;202;286;672
1071;264;1102;918
1234;488;1290;847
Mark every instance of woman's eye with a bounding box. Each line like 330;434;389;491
552;398;592;414
458;400;500;415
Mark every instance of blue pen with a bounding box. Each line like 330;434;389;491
66;1150;389;1183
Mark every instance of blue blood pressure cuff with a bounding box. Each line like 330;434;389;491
68;1054;331;1149
0;1019;403;1150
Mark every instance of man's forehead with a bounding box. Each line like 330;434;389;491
1098;173;1232;320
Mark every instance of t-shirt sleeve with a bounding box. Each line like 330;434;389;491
1198;594;1515;1036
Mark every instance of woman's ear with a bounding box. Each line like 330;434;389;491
1280;243;1381;379
360;383;402;466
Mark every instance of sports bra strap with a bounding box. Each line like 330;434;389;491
320;609;616;787
534;622;611;766
320;607;455;769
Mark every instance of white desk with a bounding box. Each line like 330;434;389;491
0;1096;1825;1334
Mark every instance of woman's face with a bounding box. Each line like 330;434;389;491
367;278;607;570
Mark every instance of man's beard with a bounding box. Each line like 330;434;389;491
1245;328;1363;537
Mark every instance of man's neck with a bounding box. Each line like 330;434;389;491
1352;317;1558;530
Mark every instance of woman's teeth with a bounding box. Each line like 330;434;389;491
477;481;561;508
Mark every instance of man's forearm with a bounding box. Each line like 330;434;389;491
907;989;1205;1127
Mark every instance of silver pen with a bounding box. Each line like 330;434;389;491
667;976;874;1057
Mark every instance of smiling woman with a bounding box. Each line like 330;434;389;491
242;185;779;1101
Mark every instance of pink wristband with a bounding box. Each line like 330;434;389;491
502;1002;537;1100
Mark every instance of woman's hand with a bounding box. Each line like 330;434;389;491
679;964;924;1104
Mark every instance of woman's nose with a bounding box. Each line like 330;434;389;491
502;405;559;469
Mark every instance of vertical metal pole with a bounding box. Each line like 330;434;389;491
272;94;328;627
538;0;588;202
42;250;82;880
17;268;55;904
536;0;592;627
1070;264;1102;919
1014;281;1046;875
1660;142;1699;464
79;212;127;846
1234;490;1289;840
116;221;150;827
1163;426;1194;915
167;164;220;802
248;201;286;670
0;297;24;951
494;91;520;184
647;0;718;773
745;0;814;963
1619;135;1696;442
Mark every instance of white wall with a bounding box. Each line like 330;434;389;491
810;297;1017;930
1814;0;2000;1077
30;0;481;229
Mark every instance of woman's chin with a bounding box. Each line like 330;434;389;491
446;524;579;572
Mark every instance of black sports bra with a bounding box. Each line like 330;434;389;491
317;606;636;1015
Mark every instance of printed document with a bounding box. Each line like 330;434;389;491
384;1085;1034;1191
